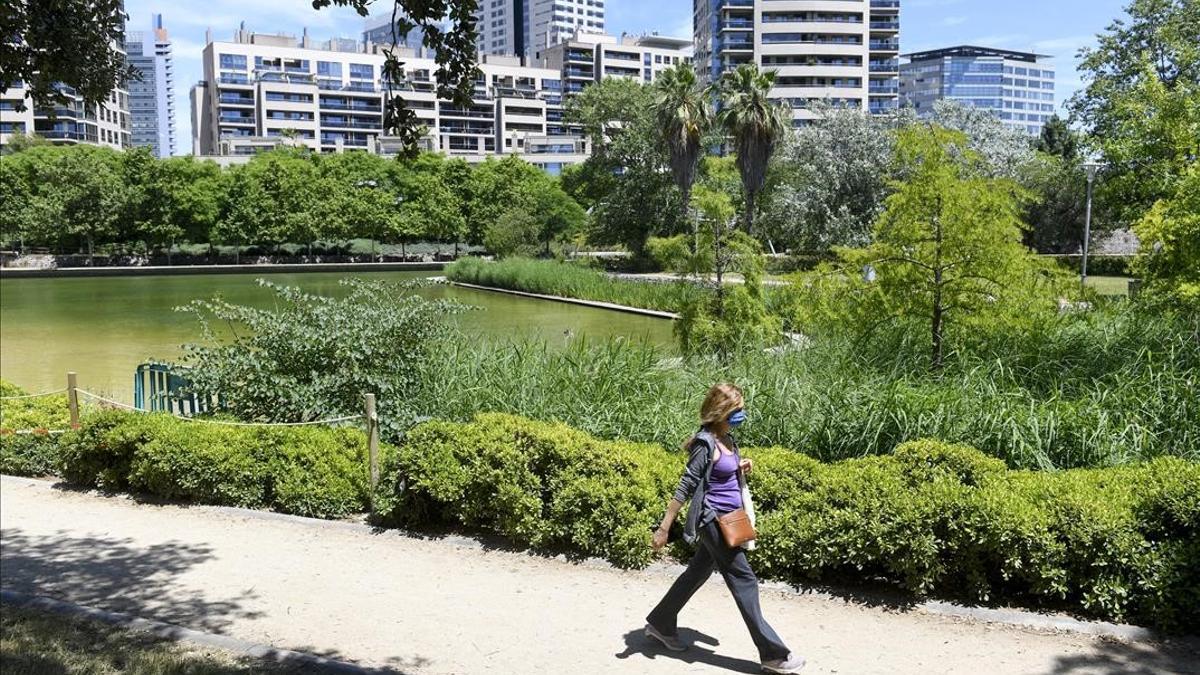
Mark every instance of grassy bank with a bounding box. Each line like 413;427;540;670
445;257;702;313
0;605;317;674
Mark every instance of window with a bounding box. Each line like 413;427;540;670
317;61;343;77
349;63;374;79
219;53;246;69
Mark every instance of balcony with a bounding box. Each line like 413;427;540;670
721;40;754;51
721;0;753;6
870;39;900;51
869;60;900;73
219;115;255;125
719;19;754;30
218;75;251;86
869;84;899;94
870;21;900;31
871;0;900;8
219;95;255;105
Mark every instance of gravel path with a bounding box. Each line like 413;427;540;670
2;476;1196;675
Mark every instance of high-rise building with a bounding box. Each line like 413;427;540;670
0;30;131;149
362;14;439;56
476;0;605;61
192;26;587;173
538;31;693;99
899;46;1056;135
693;0;901;123
127;14;177;157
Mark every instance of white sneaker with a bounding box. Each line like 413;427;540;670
644;623;687;652
762;653;806;673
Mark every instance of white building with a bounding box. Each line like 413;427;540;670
693;0;901;123
0;44;131;149
537;31;693;98
476;0;605;62
127;14;177;157
191;27;587;174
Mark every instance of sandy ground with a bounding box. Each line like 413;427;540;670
2;476;1196;675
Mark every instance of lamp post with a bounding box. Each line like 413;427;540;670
1081;161;1104;294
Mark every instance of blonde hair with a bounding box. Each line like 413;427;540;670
699;382;744;432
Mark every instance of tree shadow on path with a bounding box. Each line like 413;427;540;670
615;626;762;673
0;527;262;634
1049;635;1200;675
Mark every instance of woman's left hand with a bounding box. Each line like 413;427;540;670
739;458;753;475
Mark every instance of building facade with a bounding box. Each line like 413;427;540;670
538;31;693;98
192;27;587;173
899;45;1055;135
476;0;606;61
0;48;131;150
693;0;900;123
126;14;177;157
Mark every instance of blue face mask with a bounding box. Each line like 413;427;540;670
727;409;747;427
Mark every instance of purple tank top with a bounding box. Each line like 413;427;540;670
705;449;743;513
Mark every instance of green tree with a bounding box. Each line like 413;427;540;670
1068;0;1200;221
483;208;540;259
215;164;266;263
715;64;790;236
653;63;713;246
1037;115;1080;160
817;125;1058;371
35;146;126;262
0;1;135;111
1131;163;1200;312
564;77;683;255
533;186;587;256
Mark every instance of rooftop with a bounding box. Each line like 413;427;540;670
902;45;1051;63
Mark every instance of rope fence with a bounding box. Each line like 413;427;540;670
0;388;68;400
74;389;364;427
4;372;383;500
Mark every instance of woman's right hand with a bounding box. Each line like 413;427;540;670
651;527;669;551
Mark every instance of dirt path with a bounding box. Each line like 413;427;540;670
2;477;1196;675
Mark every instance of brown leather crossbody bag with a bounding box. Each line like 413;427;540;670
716;508;756;548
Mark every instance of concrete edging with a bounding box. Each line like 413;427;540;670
437;278;679;319
0;589;383;674
0;474;1169;644
0;261;445;279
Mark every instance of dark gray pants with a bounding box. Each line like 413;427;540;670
646;519;791;662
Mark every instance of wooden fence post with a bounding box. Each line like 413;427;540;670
364;393;379;504
67;371;79;428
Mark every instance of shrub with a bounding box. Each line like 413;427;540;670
58;411;383;518
1;380;73;477
377;414;1200;629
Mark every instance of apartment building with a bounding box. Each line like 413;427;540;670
0;48;131;149
191;27;587;173
476;0;606;61
694;0;901;123
538;31;693;98
127;14;177;157
900;45;1056;135
362;14;440;56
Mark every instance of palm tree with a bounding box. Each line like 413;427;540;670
653;63;712;248
714;64;790;236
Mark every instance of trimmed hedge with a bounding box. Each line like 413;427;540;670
376;414;1199;630
1044;254;1134;277
58;410;385;519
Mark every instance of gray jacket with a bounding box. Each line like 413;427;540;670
673;428;757;548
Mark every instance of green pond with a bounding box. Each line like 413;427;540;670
0;271;673;400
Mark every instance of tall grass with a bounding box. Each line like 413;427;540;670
445;257;703;313
417;305;1198;470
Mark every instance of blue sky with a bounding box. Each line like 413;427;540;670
124;0;1130;155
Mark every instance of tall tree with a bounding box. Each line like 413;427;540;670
715;64;790;236
833;125;1051;371
1068;0;1200;222
1037;115;1080;160
653;63;713;247
1131;162;1200;312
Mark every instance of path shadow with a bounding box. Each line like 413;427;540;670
0;527;262;633
614;626;762;673
1048;635;1200;675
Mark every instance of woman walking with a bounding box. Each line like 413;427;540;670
646;383;805;674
